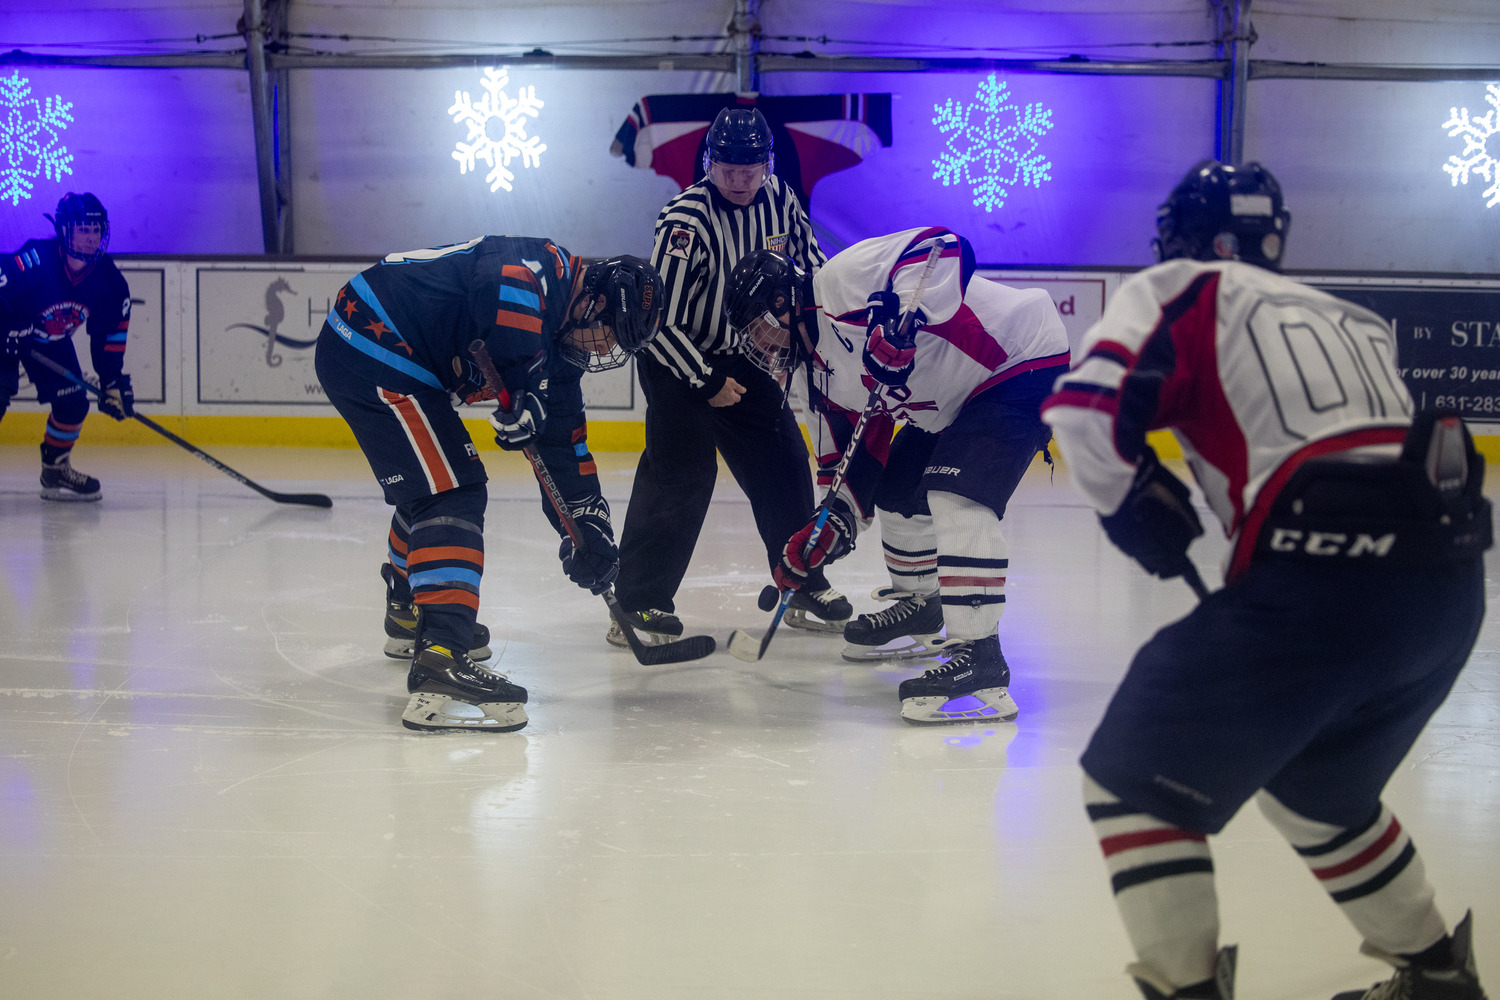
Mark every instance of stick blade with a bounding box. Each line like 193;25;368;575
726;628;766;663
635;634;717;665
272;492;333;508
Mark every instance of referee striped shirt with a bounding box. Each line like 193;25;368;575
645;174;825;395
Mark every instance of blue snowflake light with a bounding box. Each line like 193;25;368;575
932;74;1053;213
1;71;75;207
1442;83;1499;209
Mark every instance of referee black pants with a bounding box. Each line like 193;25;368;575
615;351;828;614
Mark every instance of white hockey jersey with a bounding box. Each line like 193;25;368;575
808;226;1070;438
1041;258;1413;580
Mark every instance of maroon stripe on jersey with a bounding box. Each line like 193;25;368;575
1227;424;1409;580
927;304;1008;370
1041;384;1117;417
967;352;1071;403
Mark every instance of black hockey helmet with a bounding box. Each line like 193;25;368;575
47;192;110;264
725;249;809;379
705;107;774;166
561;255;664;372
1152;160;1290;271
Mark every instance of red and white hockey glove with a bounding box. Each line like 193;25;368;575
862;291;924;388
775;496;858;591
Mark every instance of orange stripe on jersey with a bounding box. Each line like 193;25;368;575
414;588;481;611
502;264;535;283
386;531;409;556
409;546;484;568
496;308;543;334
379;388;457;492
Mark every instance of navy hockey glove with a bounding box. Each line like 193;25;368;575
490;390;547;451
862;291;924;388
98;374;135;421
558;498;619;595
1098;447;1204;580
451;356;498;405
775;495;858;591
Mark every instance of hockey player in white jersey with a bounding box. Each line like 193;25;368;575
1042;161;1489;1000
726;227;1070;723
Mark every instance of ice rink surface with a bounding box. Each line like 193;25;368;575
1;442;1496;1000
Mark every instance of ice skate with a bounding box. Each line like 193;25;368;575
897;634;1019;724
1331;911;1486;1000
39;457;101;502
381;566;492;660
785;586;853;633
1130;946;1237;1000
841;589;950;661
606;608;683;648
401;638;527;733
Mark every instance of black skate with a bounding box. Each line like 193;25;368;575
897;634;1019;724
841;589;955;661
39;458;101;502
1331;911;1486;1000
401;638;528;733
785;587;852;633
381;566;492;660
1131;946;1237;1000
606;608;682;648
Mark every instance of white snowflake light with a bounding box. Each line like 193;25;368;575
449;67;546;193
932;74;1054;213
1442;83;1500;209
1;71;75;207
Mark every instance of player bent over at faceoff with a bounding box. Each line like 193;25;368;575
315;237;663;732
1043;160;1490;999
725;227;1069;724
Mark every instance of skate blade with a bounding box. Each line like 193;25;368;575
784;609;848;634
40;489;102;502
841;633;959;662
385;637;493;661
899;688;1019;724
401;691;527;733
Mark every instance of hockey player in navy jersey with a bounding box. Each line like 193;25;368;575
725;227;1070;724
0;192;134;501
1043;161;1490;1000
315;237;663;733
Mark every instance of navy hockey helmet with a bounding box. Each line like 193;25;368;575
561;255;664;372
725;249;809;379
48;192;110;264
1153;160;1291;271
704;107;774;167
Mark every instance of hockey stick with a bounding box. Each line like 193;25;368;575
727;242;946;663
1181;561;1210;601
467;339;715;666
27;351;333;508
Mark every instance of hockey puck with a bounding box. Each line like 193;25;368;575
758;585;779;611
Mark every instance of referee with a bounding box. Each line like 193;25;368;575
610;107;851;646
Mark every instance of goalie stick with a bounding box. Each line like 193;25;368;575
467;339;715;666
727;242;945;663
28;351;333;508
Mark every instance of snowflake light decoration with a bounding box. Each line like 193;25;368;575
449;67;546;193
1;71;75;207
1442;83;1499;209
932;74;1053;213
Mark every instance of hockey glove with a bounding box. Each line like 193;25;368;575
490;390;547;451
775;495;858;591
1098;447;1204;580
558;498;619;595
98;374;135;421
862;291;924;388
451;356;498;405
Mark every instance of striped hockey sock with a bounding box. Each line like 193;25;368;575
1256;792;1447;957
930;491;1007;640
1086;773;1222;990
877;508;937;596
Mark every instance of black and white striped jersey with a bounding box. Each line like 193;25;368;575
645;174;825;396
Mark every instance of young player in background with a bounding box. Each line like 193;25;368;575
726;226;1069;724
1042;160;1490;1000
315;237;662;733
0;192;134;501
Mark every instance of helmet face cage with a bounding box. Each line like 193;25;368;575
725;250;805;379
51;192;110;264
702;107;774;179
1152;160;1290;271
561;255;664;372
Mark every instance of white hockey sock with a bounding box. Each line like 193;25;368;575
1256;791;1446;956
1086;773;1221;989
877;508;937;596
930;491;1007;641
